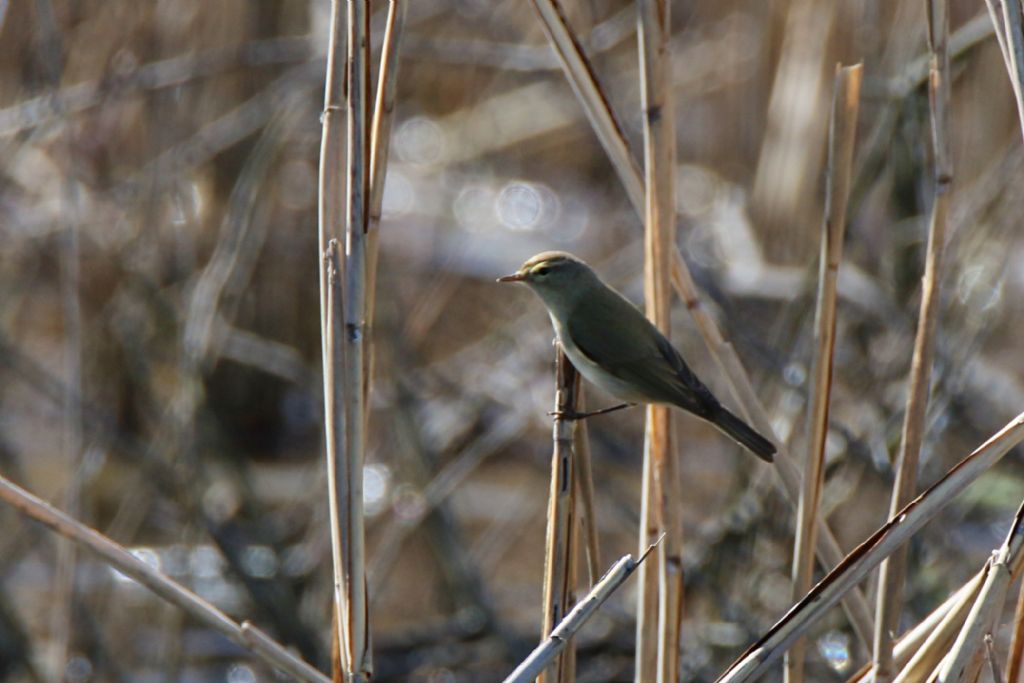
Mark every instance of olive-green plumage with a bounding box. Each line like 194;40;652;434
498;251;775;462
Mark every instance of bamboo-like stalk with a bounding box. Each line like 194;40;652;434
636;2;682;682
528;0;875;646
338;0;372;679
539;347;582;683
785;63;862;683
933;500;1024;682
0;473;329;683
505;545;658;683
316;1;347;680
715;410;1024;683
872;1;952;679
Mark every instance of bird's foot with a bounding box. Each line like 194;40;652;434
548;403;636;421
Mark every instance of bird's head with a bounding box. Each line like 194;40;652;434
497;251;598;314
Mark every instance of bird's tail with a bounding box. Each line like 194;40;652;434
708;405;776;462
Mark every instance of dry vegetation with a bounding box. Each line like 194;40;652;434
3;1;1024;682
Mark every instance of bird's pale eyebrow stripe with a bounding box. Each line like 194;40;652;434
527;257;567;272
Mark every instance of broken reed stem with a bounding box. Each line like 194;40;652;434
890;569;987;683
539;347;582;683
872;1;952;679
505;545;659;683
338;0;372;679
785;63;862;683
636;1;682;681
316;0;347;679
0;473;329;683
849;532;1024;683
845;568;981;682
715;411;1024;683
528;0;875;646
934;499;1024;682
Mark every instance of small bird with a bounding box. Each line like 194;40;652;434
498;251;776;462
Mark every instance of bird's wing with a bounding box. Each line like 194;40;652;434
566;289;712;411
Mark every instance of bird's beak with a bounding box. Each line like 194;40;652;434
497;271;526;283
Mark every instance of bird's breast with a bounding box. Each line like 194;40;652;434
551;315;649;402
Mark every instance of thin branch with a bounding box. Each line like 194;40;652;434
786;63;862;683
0;474;329;683
715;410;1024;683
504;543;661;683
872;0;952;678
529;0;876;647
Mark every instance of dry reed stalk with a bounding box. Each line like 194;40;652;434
1006;581;1024;681
785;63;862;683
505;545;658;683
572;390;602;587
316;0;372;680
317;0;347;678
932;500;1024;682
539;347;582;683
845;569;982;682
364;0;406;397
634;448;660;683
983;0;1024;139
527;1;875;646
890;571;988;683
872;1;952;679
715;410;1024;683
528;0;644;213
987;635;1007;683
637;2;682;682
338;0;372;679
0;473;329;683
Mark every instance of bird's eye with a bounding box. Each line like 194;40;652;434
535;266;550;276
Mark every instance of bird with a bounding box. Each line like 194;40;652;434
497;251;776;462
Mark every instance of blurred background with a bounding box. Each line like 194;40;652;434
2;0;1024;681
